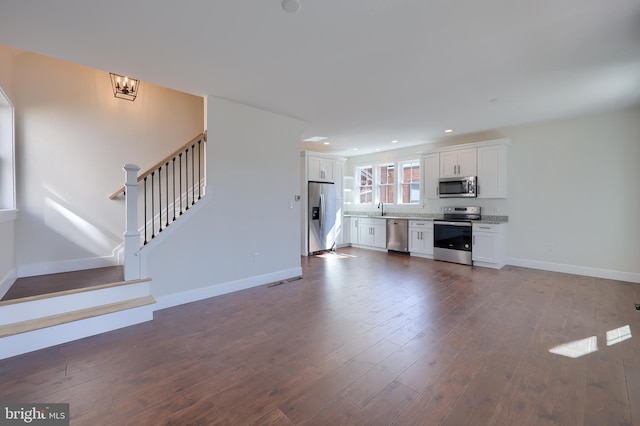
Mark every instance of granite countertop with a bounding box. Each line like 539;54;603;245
344;212;508;224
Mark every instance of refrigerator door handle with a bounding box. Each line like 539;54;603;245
319;193;324;230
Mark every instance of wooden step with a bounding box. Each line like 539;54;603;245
0;295;155;338
0;278;152;307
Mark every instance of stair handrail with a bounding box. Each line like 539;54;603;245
108;130;207;199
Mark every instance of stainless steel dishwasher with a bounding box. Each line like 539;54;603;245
386;219;408;252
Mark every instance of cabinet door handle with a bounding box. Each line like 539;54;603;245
436;186;439;195
453;165;456;175
473;235;476;245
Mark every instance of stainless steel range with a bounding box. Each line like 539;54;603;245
433;206;481;266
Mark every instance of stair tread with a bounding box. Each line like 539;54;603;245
0;295;156;338
0;278;152;307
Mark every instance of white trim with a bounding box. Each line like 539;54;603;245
0;210;17;224
0;281;151;325
506;257;640;283
349;244;388;253
17;254;120;278
153;266;303;311
0;268;16;300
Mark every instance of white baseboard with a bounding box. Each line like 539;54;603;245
154;267;303;311
17;255;120;278
506;257;640;283
410;252;433;260
0;268;16;300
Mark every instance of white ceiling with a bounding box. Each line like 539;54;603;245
1;0;639;157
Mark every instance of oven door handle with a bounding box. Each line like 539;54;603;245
435;221;472;227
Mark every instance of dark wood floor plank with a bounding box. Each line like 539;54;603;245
2;266;124;301
0;248;638;425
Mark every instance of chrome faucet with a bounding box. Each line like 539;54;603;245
377;201;384;216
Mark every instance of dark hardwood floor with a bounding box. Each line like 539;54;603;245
1;266;124;301
1;248;638;425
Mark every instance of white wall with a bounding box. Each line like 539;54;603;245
344;106;640;281
11;50;204;276
143;96;307;304
505;107;640;281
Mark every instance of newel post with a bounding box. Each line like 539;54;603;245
123;164;141;280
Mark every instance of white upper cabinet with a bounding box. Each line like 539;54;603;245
439;148;477;178
307;155;335;182
421;153;440;199
477;144;508;198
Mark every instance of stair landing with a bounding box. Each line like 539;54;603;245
1;266;124;301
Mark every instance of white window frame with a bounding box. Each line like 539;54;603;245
398;159;421;205
377;163;395;204
354;158;422;207
0;85;16;221
355;165;374;205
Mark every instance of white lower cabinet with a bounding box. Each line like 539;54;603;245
337;216;349;247
409;220;433;258
355;218;386;249
472;223;505;269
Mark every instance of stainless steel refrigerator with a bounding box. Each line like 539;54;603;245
308;181;337;254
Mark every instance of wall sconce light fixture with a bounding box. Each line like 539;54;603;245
109;73;139;101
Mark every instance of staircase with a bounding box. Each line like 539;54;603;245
0;132;207;360
0;278;154;360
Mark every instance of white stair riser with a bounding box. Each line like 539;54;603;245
0;305;153;360
0;282;151;325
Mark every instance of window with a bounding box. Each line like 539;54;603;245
354;158;421;206
0;86;15;211
356;166;373;204
399;160;420;204
377;163;395;203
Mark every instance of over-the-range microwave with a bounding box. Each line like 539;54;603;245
438;176;477;198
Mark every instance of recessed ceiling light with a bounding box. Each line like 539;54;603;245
282;0;301;13
391;140;398;144
375;148;380;151
303;136;327;142
444;129;453;133
353;148;358;151
323;142;330;145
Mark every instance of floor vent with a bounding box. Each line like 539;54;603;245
267;276;302;288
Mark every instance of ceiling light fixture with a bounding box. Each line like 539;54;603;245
444;129;453;133
323;142;330;145
109;73;139;101
391;140;398;144
282;0;301;13
303;136;327;142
